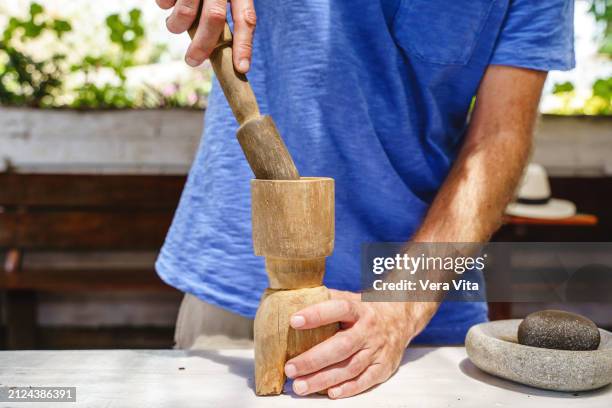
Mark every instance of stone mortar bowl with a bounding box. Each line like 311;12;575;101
466;319;612;392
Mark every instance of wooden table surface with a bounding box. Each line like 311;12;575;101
1;347;610;407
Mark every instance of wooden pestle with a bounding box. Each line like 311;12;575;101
188;22;299;180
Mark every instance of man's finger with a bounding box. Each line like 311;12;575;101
230;0;256;73
285;330;364;378
291;348;371;395
185;0;227;66
156;0;177;10
166;0;200;34
289;299;359;330
328;364;384;399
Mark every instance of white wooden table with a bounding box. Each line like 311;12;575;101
1;347;610;407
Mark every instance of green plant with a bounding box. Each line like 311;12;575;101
588;0;612;56
586;1;612;114
0;3;204;109
549;81;577;115
71;83;133;109
0;3;72;107
586;77;612;114
103;8;147;79
69;8;149;108
140;82;209;109
107;9;145;55
547;3;612;116
551;78;612;115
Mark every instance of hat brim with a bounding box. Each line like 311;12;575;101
506;198;576;220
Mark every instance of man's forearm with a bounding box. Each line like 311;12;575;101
401;66;547;337
413;66;547;243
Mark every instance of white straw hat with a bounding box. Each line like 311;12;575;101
506;164;576;219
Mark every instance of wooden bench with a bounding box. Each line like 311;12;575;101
0;173;186;349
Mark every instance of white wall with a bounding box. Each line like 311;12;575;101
533;115;612;176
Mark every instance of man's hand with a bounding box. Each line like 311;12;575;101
284;290;436;399
155;0;256;72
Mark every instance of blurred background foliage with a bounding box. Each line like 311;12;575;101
551;0;611;115
0;1;610;114
589;0;612;55
0;2;210;109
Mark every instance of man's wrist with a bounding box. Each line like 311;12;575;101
401;301;440;345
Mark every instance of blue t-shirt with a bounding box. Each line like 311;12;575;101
156;0;574;344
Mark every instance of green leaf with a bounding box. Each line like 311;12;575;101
592;77;612;99
129;8;142;22
106;14;121;30
30;3;43;17
552;81;575;94
53;20;72;35
23;21;43;38
110;32;122;43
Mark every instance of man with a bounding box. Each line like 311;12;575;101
154;0;574;399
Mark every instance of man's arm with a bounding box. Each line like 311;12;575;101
405;65;547;332
284;65;548;399
413;65;546;243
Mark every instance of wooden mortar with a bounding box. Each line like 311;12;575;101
252;177;338;395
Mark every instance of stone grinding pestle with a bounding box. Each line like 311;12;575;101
188;21;299;180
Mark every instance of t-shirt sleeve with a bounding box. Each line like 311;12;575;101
490;0;575;71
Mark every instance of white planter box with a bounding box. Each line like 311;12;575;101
0;107;203;174
1;108;610;176
533;115;612;177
